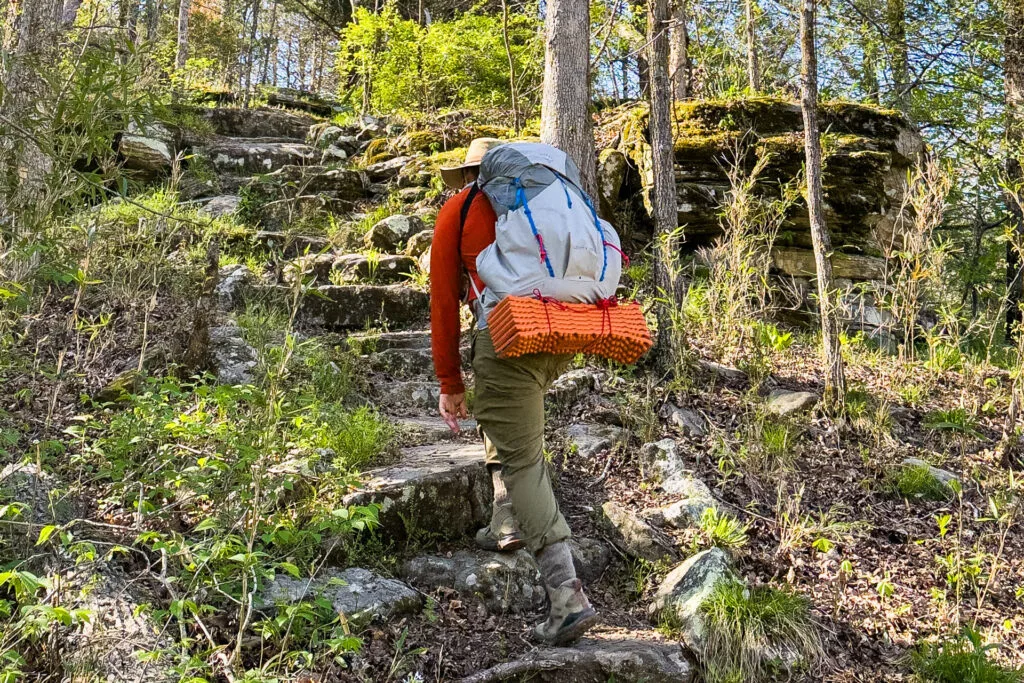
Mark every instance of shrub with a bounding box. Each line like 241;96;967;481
699;508;749;550
700;579;824;683
910;628;1022;682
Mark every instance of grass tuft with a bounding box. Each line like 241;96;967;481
887;463;952;502
910;628;1022;683
701;579;824;683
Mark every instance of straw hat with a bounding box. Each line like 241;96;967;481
440;137;505;190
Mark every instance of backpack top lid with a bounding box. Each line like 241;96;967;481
477;142;586;217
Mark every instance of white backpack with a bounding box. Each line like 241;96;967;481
472;143;623;321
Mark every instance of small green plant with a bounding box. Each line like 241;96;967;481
924;408;982;438
926;340;965;373
887;463;952;501
699;508;749;550
910;627;1022;682
899;382;929;407
753;321;794;351
700;579;824;683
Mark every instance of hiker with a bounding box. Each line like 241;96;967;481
430;138;600;646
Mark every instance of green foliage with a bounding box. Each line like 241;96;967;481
700;579;824;683
924;408;982;438
910;628;1022;682
699;508;749;550
753;321;794;351
337;6;543;115
887;463;953;502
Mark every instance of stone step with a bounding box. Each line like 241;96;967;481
460;631;695;682
188;105;317;140
348;329;432;353
393;415;478;444
250;284;429;330
284;253;418;286
342;442;490;541
199;138;345;174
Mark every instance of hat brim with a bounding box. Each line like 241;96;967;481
440;164;477;190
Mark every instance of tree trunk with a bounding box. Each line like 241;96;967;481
670;0;691;99
261;0;277;85
243;0;261;106
144;0;160;41
745;0;761;93
501;0;520;132
1;0;64;222
175;0;192;73
861;26;880;104
541;0;597;197
800;0;846;412
648;0;680;371
886;0;910;113
1005;0;1024;339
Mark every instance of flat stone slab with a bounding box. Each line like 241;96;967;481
395;415;478;444
201;138;343;174
288;284;429;329
766;389;818;416
401;549;544;614
459;634;694;682
348;329;433;353
257;568;421;629
343;443;490;540
602;501;679;564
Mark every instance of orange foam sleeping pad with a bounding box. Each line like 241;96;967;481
487;296;653;365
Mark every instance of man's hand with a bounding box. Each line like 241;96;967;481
439;392;468;433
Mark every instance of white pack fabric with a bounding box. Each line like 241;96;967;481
474;142;623;322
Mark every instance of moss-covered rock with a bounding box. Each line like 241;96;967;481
608;97;924;271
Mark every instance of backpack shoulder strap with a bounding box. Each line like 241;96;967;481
459;183;480;233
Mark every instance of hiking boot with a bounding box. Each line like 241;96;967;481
474;525;526;552
533;579;599;646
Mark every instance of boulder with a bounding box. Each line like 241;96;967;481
365;155;414;182
62;565;176;682
119;122;174;178
307;121;361;155
209;321;258;385
662;405;707;437
601;501;678;564
228;230;329;258
342;442;491;540
249;165;366;199
215;263;253;309
460;636;694;683
347;329;433;354
190;105;316;139
198;194;242;219
658;481;718;529
258;568;421;629
394;416;478;445
290;284;430;329
765;389;818;416
548;368;603;407
364;214;425;253
638;440;713;500
648;548;736;652
400;550;544;614
405;229;434;257
563;423;624;459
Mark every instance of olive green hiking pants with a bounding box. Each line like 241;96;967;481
472;328;572;553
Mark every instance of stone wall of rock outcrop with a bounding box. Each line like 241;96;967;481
600;97;925;275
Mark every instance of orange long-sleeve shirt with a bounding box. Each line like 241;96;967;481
430;186;497;395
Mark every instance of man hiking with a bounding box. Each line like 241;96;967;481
430;138;599;646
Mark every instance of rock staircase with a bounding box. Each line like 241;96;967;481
184;104;700;681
